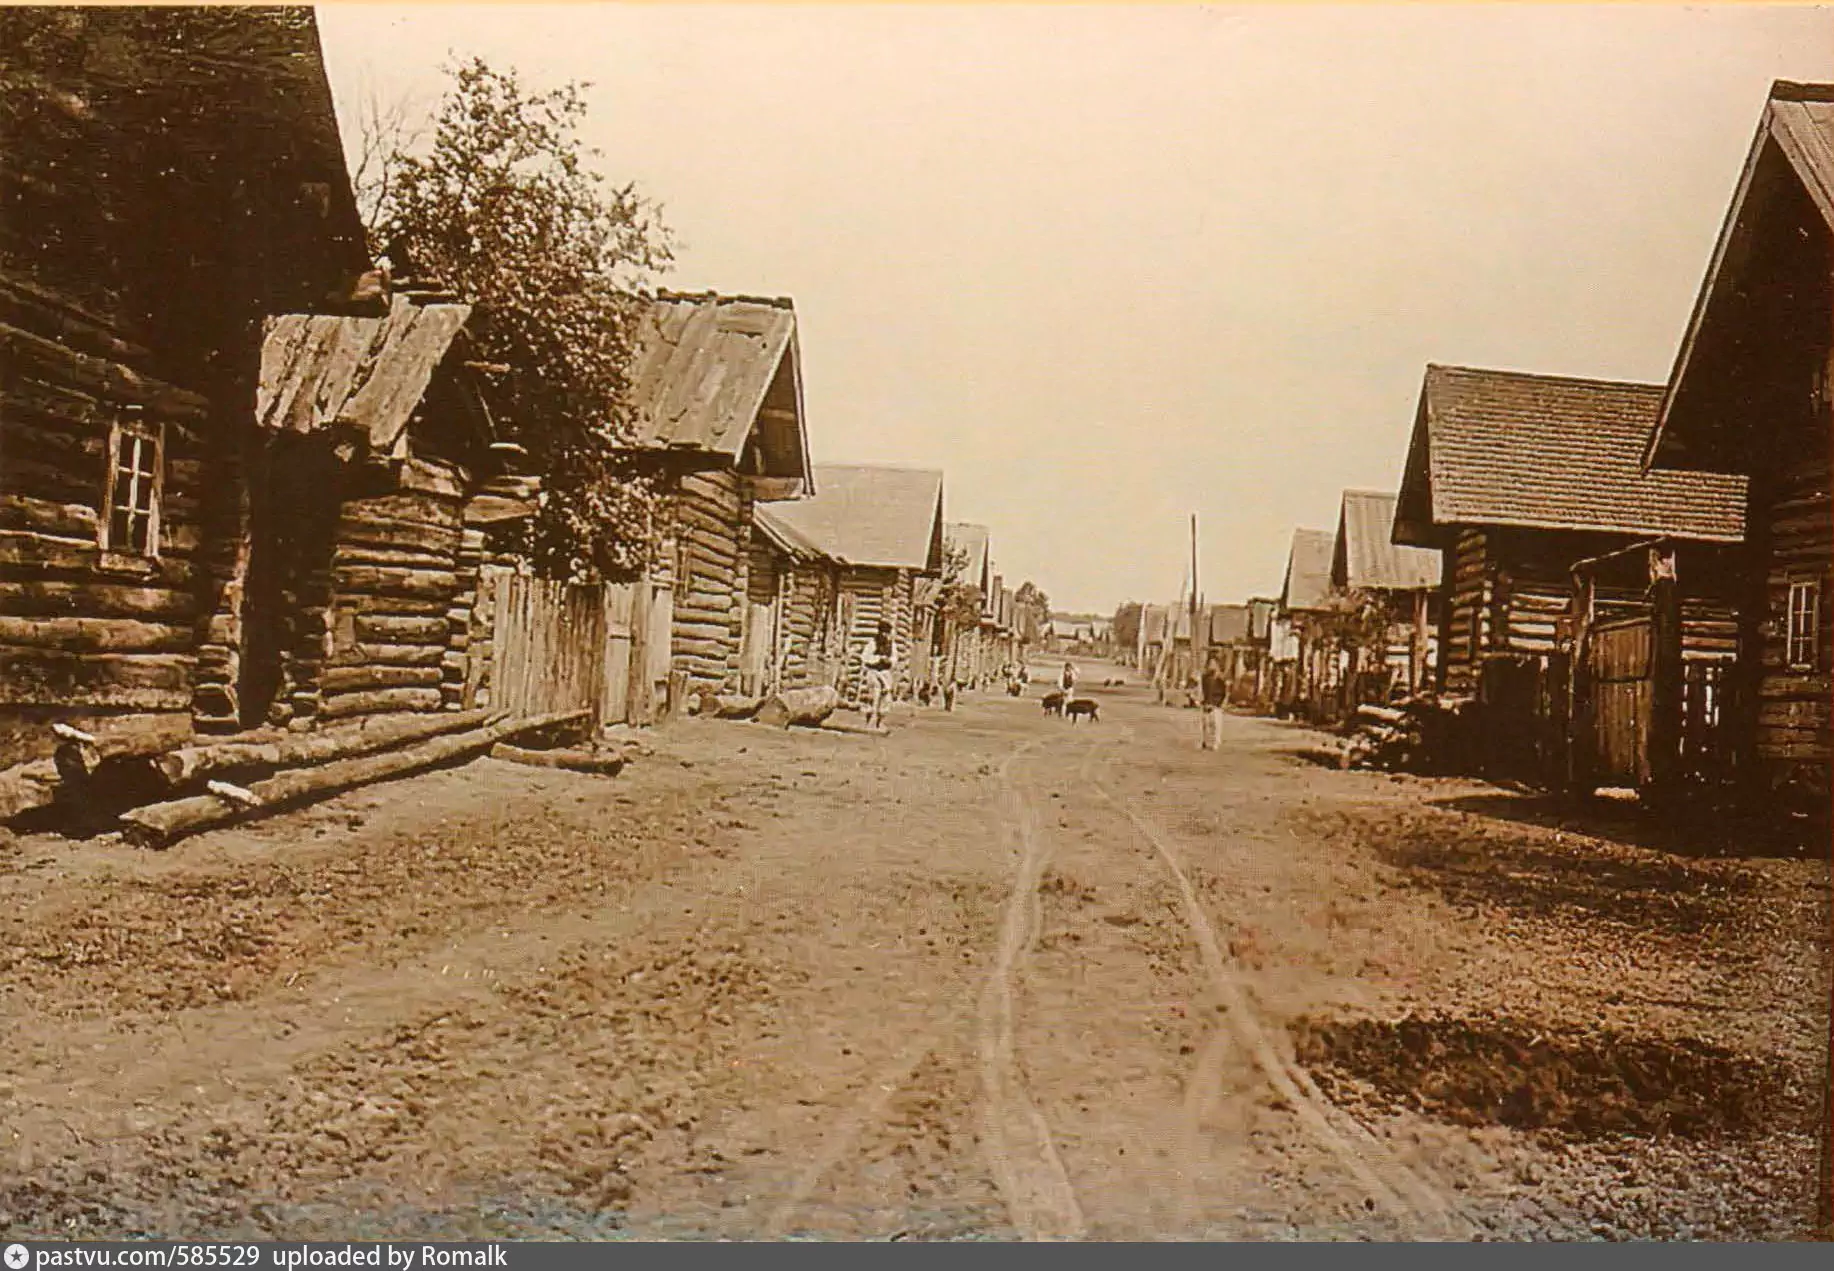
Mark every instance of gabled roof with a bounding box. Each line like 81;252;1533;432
1207;604;1252;646
1;8;370;354
1651;81;1834;468
1393;364;1746;546
1332;489;1441;591
258;296;475;454
1279;528;1336;613
1140;604;1168;645
753;463;945;571
623;291;811;486
1247;597;1277;641
945;521;993;596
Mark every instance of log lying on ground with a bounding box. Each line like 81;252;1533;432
755;685;840;729
120;709;586;849
0;758;59;820
150;708;496;790
1355;703;1408;727
696;690;763;720
489;742;627;776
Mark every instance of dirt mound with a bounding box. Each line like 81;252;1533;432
1292;1013;1792;1139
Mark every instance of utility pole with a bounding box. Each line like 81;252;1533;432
1189;513;1202;692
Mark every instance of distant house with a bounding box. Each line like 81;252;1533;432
1137;604;1169;675
1393;363;1747;782
1276;528;1339;717
0;9;376;767
621;291;813;699
939;521;993;685
1644;80;1833;812
753;464;945;699
1330;489;1443;698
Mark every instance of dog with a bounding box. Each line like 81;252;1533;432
1007;681;1023;697
1042;690;1066;716
1065;698;1099;724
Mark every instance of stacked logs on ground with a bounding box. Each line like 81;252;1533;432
119;708;588;849
755;685;840;729
1341;695;1471;773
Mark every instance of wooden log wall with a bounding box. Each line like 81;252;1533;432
668;468;753;693
0;284;213;765
1755;444;1833;767
321;477;467;725
779;561;830;689
1440;529;1492;693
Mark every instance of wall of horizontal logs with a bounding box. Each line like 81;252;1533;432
320;462;471;725
668;467;755;694
0;282;212;765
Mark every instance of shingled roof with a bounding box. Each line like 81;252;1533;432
1279;528;1336;613
1652;81;1834;468
1332;489;1441;591
1393;364;1746;546
622;291;810;486
258;296;475;455
753;464;945;571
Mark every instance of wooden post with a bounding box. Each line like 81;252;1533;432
1647;543;1684;801
1409;588;1429;695
1566;567;1597;795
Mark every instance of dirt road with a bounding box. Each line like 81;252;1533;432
2;667;1827;1240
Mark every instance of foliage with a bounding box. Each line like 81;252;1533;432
936;541;984;628
366;58;674;581
1312;589;1394;655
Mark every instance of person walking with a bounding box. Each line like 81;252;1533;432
861;621;895;731
1200;653;1228;751
1059;660;1077;705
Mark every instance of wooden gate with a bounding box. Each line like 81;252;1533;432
486;570;609;723
473;569;678;728
1587;616;1655;789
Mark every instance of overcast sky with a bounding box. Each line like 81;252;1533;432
318;3;1831;616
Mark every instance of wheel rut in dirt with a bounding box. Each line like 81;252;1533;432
976;737;1088;1241
1093;721;1473;1239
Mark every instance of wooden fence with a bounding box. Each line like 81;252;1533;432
469;566;674;727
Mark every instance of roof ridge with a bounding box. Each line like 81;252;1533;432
653;287;796;310
815;461;944;475
1426;362;1665;394
1771;79;1834;103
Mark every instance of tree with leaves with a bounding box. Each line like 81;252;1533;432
365;58;674;581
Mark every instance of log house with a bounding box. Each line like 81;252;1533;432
1645;81;1834;813
0;9;374;766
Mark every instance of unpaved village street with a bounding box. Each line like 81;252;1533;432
2;665;1828;1241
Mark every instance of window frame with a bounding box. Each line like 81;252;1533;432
99;409;165;559
1785;576;1821;673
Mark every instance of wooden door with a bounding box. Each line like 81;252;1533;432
1588;617;1655;788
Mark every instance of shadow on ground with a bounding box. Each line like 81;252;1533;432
1370;813;1758;936
1431;791;1825;862
1292;1013;1798;1139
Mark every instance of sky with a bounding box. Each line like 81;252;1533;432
317;3;1833;616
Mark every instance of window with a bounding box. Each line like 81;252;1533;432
1787;578;1821;671
101;410;163;556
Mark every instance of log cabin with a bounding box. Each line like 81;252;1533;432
752;464;945;701
1330;489;1443;698
0;8;374;767
942;521;993;687
621;291;814;699
749;500;845;694
1392;363;1748;781
1276;527;1339;718
1644;80;1834;814
226;293;505;732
